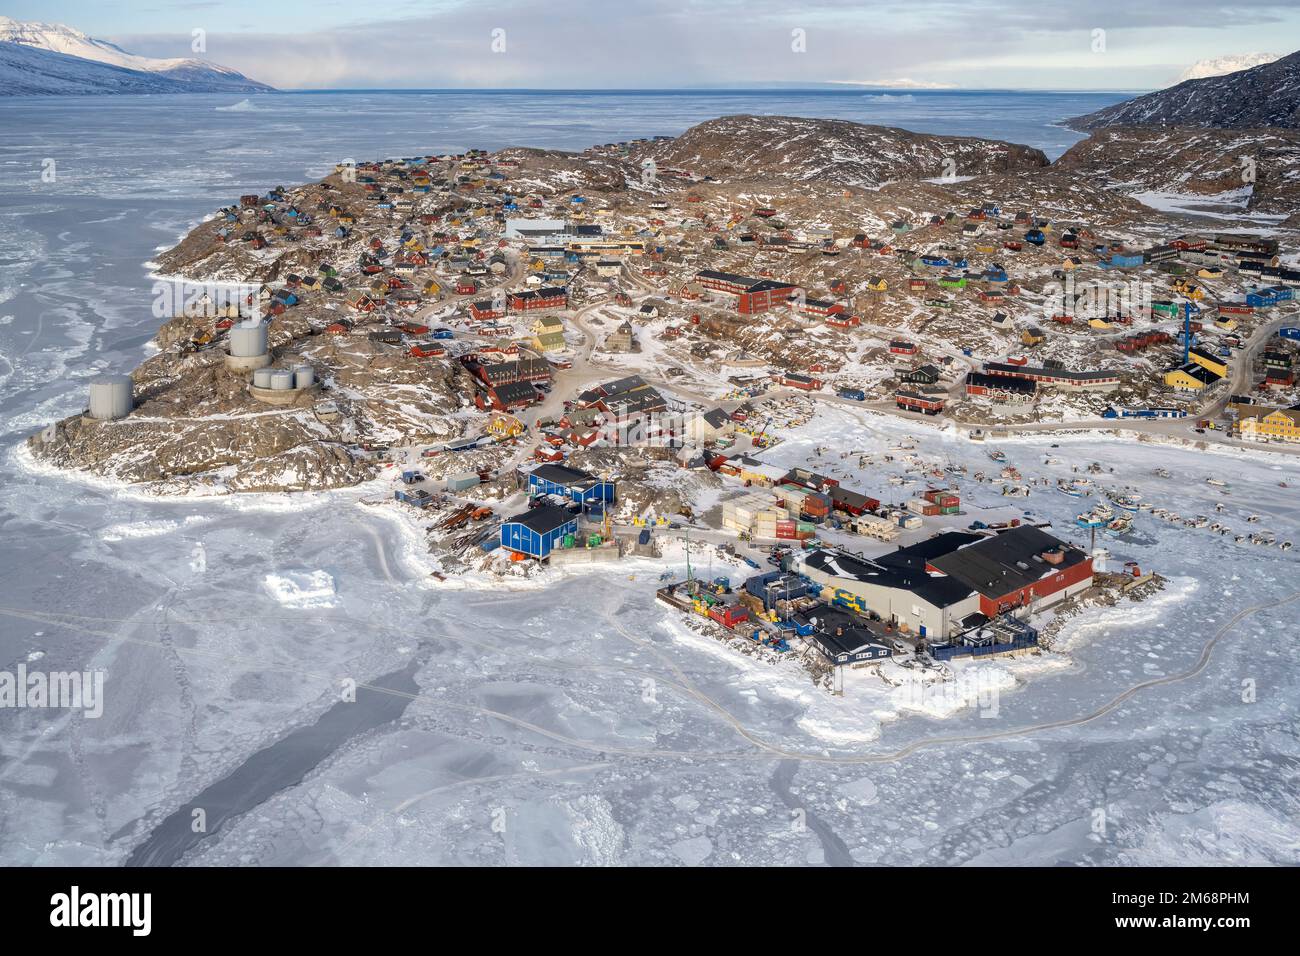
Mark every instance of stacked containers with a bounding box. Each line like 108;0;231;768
924;488;961;514
269;369;294;390
252;367;275;388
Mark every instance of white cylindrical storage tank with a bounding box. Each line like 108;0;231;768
252;367;275;389
269;369;294;390
88;374;134;421
229;320;269;358
293;364;315;389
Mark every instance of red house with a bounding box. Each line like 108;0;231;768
889;339;917;355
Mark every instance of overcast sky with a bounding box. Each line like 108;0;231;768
10;0;1300;90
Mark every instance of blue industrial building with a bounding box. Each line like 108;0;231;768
1247;286;1293;308
527;464;616;505
499;505;578;559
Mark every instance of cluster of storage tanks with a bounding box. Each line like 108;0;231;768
251;364;315;391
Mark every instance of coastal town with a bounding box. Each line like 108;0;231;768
25;113;1300;696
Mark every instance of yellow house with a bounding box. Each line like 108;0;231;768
866;276;888;292
1214;315;1239;332
1189;347;1229;378
531;315;563;336
1238;408;1300;443
487;412;526;440
1020;327;1045;346
1088;317;1114;330
421;280;442;296
1164;363;1219;391
1198;267;1224;279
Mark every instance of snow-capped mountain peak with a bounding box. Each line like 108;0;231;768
1177;52;1280;83
0;15;271;94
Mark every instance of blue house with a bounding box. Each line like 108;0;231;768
528;464;616;505
499;505;578;559
1104;253;1144;269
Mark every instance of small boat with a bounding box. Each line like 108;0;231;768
1206;477;1227;487
1111;495;1141;513
1076;512;1105;529
988;450;1008;463
1106;516;1134;536
1153;468;1171;479
1057;482;1085;498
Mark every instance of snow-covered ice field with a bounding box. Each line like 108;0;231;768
1;93;1298;866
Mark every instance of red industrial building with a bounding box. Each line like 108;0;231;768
965;371;1036;403
469;301;505;322
983;361;1121;392
778;372;823;391
896;388;945;414
476;380;539;412
508;287;567;311
695;270;800;314
930;528;1094;617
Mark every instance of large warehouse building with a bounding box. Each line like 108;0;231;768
798;526;1093;639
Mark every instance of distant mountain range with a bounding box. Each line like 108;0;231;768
0;16;271;95
1069;49;1300;130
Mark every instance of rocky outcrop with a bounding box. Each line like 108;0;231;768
630;115;1049;189
1049;126;1300;217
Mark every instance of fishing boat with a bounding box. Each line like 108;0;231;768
1076;511;1105;529
988;450;1008;463
1106;515;1134;536
1111;495;1141;513
1206;477;1227;487
1056;479;1087;498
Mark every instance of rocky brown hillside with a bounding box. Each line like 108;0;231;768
630;115;1049;188
1050;126;1300;218
1068;50;1300;130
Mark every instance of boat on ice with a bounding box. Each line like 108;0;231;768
1056;478;1091;498
1111;495;1141;513
1106;515;1134;536
989;450;1008;463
